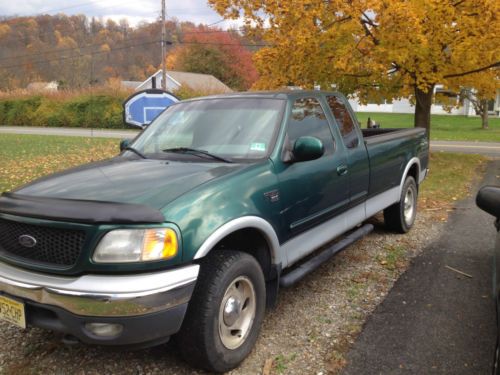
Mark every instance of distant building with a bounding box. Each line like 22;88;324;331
26;81;59;92
136;70;232;94
495;89;500;116
348;85;500;116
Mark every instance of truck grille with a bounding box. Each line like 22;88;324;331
0;218;86;267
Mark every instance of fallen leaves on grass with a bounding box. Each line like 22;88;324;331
0;135;118;192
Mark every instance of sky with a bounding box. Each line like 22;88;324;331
0;0;242;28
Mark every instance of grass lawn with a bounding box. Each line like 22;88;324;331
355;112;500;142
419;152;487;211
0;134;118;192
0;134;487;211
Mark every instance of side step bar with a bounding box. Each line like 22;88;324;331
280;224;374;287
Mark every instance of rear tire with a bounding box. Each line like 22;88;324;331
384;176;418;233
176;250;266;373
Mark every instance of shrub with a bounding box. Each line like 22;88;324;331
0;89;129;128
0;86;229;128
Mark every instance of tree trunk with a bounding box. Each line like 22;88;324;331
480;99;489;129
414;85;434;140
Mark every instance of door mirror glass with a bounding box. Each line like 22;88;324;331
120;139;131;152
293;136;324;162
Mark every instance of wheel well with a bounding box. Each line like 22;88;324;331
212;228;273;280
407;163;419;186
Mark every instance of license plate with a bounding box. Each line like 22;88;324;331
0;295;26;329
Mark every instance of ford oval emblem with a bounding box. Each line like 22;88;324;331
18;235;37;248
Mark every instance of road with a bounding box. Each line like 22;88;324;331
1;126;499;156
431;141;500;157
0;126;140;139
342;159;500;374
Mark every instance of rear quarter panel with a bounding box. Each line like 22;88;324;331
365;129;428;197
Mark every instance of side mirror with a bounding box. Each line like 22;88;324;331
477;186;500;218
120;139;132;152
292;136;324;162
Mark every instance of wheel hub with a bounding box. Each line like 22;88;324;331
218;276;256;350
404;188;415;224
223;296;242;326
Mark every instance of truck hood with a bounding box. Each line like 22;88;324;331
14;157;245;210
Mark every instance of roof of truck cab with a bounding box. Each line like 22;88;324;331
180;90;345;102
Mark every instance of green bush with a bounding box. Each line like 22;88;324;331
0;93;127;128
0;88;227;128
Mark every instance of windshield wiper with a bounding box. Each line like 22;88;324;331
123;146;147;159
163;147;232;163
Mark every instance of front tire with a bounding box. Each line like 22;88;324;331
384;176;418;233
177;250;266;373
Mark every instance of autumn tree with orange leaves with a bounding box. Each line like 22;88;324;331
167;26;258;90
210;0;500;137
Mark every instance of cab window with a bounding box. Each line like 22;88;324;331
287;97;335;154
326;96;359;148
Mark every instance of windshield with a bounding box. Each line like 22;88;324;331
129;98;285;162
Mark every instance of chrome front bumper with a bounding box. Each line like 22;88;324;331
0;261;199;317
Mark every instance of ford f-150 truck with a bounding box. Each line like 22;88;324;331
0;91;428;372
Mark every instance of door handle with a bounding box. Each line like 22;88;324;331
337;165;348;176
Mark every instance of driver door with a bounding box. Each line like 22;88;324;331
275;97;350;242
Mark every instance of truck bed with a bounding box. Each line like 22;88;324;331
362;128;426;145
361;127;428;197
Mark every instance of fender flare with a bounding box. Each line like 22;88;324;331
399;157;421;195
193;216;284;266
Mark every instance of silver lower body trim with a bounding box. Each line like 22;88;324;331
0;262;199;317
282;186;400;268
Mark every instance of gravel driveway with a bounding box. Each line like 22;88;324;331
0;212;443;375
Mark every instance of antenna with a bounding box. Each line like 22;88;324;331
161;0;167;90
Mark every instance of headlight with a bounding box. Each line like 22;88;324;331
93;228;178;263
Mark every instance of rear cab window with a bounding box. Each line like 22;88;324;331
326;95;360;149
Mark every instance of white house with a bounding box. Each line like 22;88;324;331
135;70;232;94
26;81;59;92
348;85;500;116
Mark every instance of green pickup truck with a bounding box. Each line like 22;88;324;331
0;91;428;372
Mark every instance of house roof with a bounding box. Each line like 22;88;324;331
137;70;232;93
167;70;232;93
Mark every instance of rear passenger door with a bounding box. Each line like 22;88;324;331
325;95;369;206
275;97;350;239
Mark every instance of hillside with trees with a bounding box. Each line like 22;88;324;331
0;14;259;91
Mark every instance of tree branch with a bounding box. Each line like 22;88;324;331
361;21;379;45
452;0;466;7
444;61;500;78
361;11;377;27
322;15;352;29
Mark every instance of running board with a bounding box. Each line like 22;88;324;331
279;224;374;288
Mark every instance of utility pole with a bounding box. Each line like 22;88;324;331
161;0;167;90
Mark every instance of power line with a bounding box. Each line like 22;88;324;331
0;39;161;71
0;13;238;52
1;5;221;25
0;8;159;43
179;40;270;47
2;0;105;18
0;24;264;63
0;34;159;63
206;19;227;27
0;38;271;71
